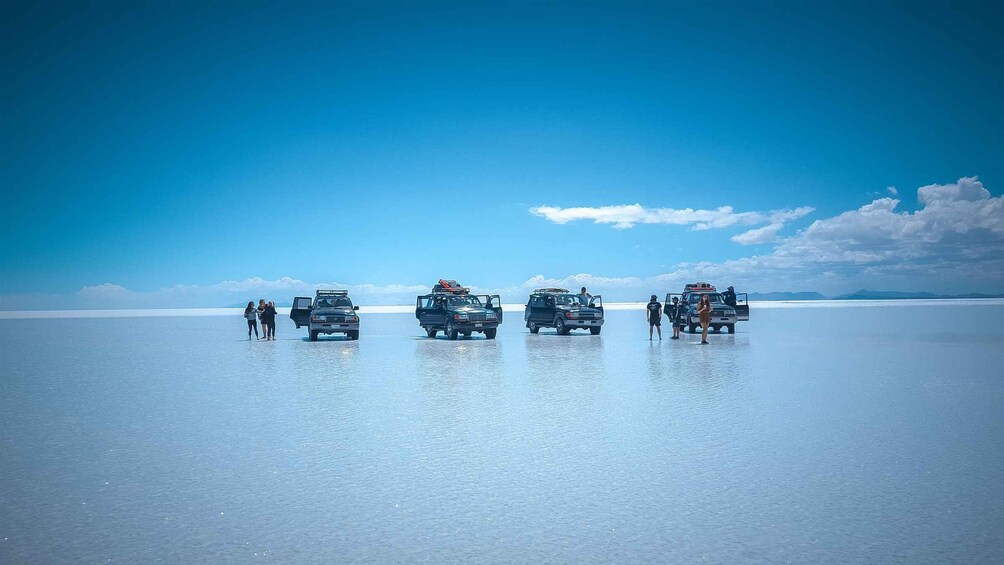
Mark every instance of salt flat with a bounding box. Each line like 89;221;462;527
1;302;1003;563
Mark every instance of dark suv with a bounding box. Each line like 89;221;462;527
290;290;361;341
416;280;503;340
524;288;604;335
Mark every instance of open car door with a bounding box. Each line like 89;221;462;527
416;294;448;326
477;294;503;323
734;293;749;321
289;296;312;328
589;295;603;311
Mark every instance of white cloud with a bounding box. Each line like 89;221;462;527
730;206;815;245
678;176;1004;291
730;224;783;245
887;186;898;195
529;203;813;233
917;175;989;205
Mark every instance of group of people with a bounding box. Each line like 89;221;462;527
243;299;278;340
646;294;715;344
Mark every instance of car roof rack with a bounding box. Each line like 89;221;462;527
683;282;716;293
533;288;570;294
316;289;349;296
432;279;470;294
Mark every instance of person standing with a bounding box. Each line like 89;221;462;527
244;301;260;340
256;299;267;339
646;294;662;341
697;294;712;344
264;301;277;340
723;286;737;307
669;296;683;339
578;287;592;305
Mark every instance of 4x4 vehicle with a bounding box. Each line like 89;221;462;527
416;280;502;340
524;288;604;335
665;282;748;334
289;290;361;341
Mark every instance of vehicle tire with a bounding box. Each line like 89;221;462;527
555;316;569;335
712;326;721;333
485;328;497;339
590;326;601;335
726;324;735;334
463;332;471;338
348;330;359;340
528;322;539;334
446;321;458;340
309;330;318;342
688;324;697;334
426;328;438;338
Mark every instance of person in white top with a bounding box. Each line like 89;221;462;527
244;301;260;340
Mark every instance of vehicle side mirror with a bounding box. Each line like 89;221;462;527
353;306;359;311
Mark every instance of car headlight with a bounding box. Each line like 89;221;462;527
455;314;469;321
486;312;496;318
311;315;322;322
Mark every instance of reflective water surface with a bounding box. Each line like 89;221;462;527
2;303;1003;563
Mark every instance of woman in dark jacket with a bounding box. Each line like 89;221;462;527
263;301;278;340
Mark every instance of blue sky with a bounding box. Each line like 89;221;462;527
3;1;1003;308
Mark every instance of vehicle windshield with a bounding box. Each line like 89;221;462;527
553;294;584;306
448;296;483;308
688;293;723;304
315;297;353;308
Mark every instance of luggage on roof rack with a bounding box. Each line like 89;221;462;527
433;279;469;294
683;282;716;293
533;288;570;294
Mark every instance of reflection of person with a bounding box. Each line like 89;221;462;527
723;286;737;307
669;296;683;339
244;301;259;340
578;287;592;305
264;301;277;340
646;294;662;341
697;294;712;344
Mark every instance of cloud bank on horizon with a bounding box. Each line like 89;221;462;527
1;177;1001;310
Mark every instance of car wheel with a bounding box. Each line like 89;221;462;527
528;322;539;334
426;328;438;338
348;330;359;340
485;328;497;339
309;330;318;342
726;324;735;334
590;326;601;335
446;321;458;340
555;316;568;335
688;324;697;334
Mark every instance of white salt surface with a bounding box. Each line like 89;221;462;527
2;302;1003;563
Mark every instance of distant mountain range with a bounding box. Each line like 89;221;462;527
749;290;1004;301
